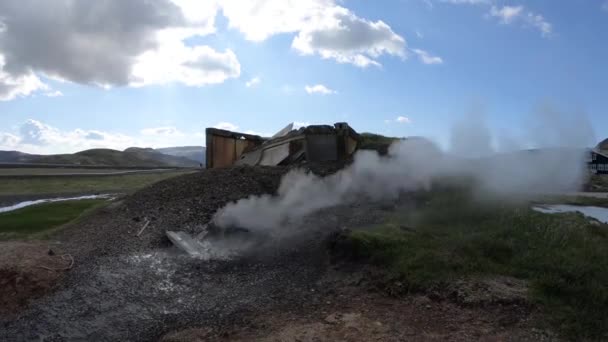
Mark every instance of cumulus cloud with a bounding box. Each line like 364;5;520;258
412;49;443;64
0;119;206;154
292;7;406;67
222;0;406;67
245;76;261;88
305;84;337;95
130;28;240;87
0;0;239;100
0;56;48;101
214;122;239;131
488;5;552;37
5;119;136;153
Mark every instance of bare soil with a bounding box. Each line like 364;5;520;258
161;267;554;342
0;241;70;316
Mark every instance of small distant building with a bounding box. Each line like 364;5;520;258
205;122;359;169
589;150;608;174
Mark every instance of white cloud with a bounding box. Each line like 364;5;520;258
291;6;406;67
222;0;406;68
412;49;444;65
45;90;63;97
131;40;240;87
385;116;412;124
525;12;552;37
305;84;337;95
396;116;411;123
0;56;48;101
0;119;206;154
246;76;261;88
140;126;184;136
7;119;137;153
0;0;237;100
488;5;552;37
220;0;330;42
0;0;437;100
214;122;239;131
415;30;423;39
438;0;553;38
603;1;608;11
0;132;20;149
489;5;523;24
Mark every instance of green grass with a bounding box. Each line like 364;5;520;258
587;174;608;192
0;170;193;196
0;168;132;176
0;199;107;239
348;187;608;339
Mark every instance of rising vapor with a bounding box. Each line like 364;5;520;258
212;106;595;232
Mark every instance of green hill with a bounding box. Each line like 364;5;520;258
5;147;199;167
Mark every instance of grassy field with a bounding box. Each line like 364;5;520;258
0;199;107;239
0;168;155;176
0;170;194;196
347;187;608;339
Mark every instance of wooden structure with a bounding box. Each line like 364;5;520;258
205;122;360;169
205;129;265;169
589;149;608;174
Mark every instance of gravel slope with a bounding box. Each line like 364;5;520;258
0;165;372;341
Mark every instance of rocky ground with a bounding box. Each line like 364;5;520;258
0;165;552;341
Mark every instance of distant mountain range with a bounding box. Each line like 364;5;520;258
156;146;205;165
0;146;206;167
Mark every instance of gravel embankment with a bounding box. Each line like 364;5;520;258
0;164;384;341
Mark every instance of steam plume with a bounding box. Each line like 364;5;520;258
212;106;595;232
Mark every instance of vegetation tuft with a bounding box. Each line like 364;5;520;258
0;199;106;239
348;187;608;338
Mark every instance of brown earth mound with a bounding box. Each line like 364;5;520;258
0;241;70;316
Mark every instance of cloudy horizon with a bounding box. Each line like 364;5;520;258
1;0;607;154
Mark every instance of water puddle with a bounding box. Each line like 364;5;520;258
0;194;114;213
533;204;608;224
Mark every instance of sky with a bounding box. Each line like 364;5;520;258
0;0;607;154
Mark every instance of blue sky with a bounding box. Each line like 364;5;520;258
0;0;606;154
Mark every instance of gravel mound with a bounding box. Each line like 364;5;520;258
3;164;386;341
50;166;288;260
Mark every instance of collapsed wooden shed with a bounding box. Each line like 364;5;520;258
205;122;359;169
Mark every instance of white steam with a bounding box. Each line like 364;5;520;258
212;107;595;232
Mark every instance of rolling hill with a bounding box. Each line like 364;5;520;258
155;146;205;165
0;147;201;167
